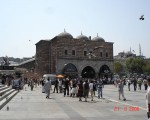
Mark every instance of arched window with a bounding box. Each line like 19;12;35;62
100;52;103;57
83;48;88;56
106;52;108;58
72;47;76;56
64;47;68;55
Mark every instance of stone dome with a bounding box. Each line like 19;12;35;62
76;32;89;40
92;33;105;42
57;29;73;39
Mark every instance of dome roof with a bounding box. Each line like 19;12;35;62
57;29;73;39
92;33;105;42
76;32;89;40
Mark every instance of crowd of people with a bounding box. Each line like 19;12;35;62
40;77;104;102
114;76;149;91
0;74;40;91
1;73;150;119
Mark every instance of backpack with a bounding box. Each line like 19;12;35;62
84;82;89;89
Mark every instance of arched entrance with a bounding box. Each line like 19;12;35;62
62;63;78;78
81;66;95;78
99;65;111;82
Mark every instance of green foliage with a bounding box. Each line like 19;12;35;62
126;58;146;73
114;61;123;74
143;61;150;75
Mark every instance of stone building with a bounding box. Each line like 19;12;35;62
35;31;114;78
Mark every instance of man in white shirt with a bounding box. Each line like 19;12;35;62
89;81;94;101
146;78;150;119
127;78;131;91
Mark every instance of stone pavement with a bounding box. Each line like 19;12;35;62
0;84;147;120
103;84;147;110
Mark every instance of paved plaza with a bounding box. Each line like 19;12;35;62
0;84;147;120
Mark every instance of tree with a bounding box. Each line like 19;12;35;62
143;61;150;75
114;61;123;74
126;58;146;74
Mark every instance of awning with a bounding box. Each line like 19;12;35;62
56;75;64;78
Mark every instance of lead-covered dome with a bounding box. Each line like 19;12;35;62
57;29;73;39
92;33;105;42
76;32;89;41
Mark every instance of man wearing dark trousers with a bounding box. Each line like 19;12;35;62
64;78;70;97
133;78;137;91
53;79;59;93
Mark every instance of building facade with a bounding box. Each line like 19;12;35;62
35;31;114;78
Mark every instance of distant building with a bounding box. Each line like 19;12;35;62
17;58;35;72
114;51;146;76
0;56;33;75
114;51;145;60
114;51;136;59
0;57;32;66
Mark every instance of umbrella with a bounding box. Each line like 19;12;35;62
56;75;64;78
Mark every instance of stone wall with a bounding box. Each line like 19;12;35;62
35;40;50;76
35;34;114;77
56;58;113;77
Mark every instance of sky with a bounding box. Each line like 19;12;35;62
0;0;150;58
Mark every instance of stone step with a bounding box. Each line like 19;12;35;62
0;85;4;88
0;86;8;91
0;90;18;110
0;89;15;101
0;88;12;96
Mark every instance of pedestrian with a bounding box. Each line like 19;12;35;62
83;80;89;102
63;78;70;97
118;80;126;101
34;79;38;88
70;80;73;97
58;79;62;93
28;79;30;87
44;77;52;99
133;78;137;91
97;79;103;99
41;78;45;93
137;78;142;90
114;78;118;87
71;80;77;97
30;79;34;91
89;81;94;101
53;79;59;93
144;79;148;91
146;78;150;119
77;80;83;101
127;78;131;91
93;80;97;96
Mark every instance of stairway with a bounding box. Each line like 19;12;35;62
0;84;18;110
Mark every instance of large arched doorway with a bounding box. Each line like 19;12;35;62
62;63;78;78
99;65;111;83
81;66;95;78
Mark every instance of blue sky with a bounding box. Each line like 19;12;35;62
0;0;150;58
